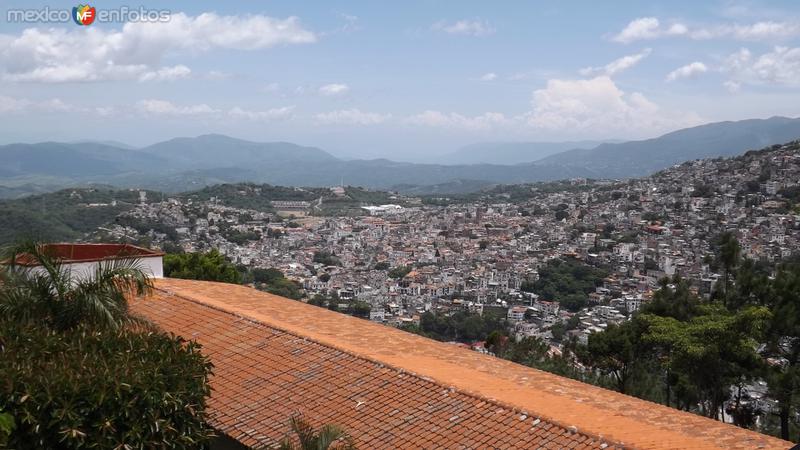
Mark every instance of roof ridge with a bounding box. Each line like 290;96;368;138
153;285;623;448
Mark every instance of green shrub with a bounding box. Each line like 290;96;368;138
0;320;214;449
164;250;241;284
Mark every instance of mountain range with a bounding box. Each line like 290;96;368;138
435;140;614;165
1;116;799;197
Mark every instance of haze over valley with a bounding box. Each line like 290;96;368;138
2;116;800;197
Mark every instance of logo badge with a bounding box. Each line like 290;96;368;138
72;5;96;26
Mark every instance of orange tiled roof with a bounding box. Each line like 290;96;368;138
7;243;163;266
131;278;792;450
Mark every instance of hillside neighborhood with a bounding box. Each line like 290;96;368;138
86;141;800;358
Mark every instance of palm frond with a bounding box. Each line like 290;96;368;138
316;424;354;450
278;415;355;450
0;241;155;331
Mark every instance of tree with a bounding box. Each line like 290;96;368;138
583;321;642;394
765;263;800;441
716;232;741;299
0;321;214;448
276;415;355;450
532;259;607;312
313;251;341;267
505;336;549;366
348;301;371;319
388;266;412;279
253;267;286;284
0;410;13;448
0;241;152;331
163;250;241;284
642;305;769;420
0;241;213;448
642;275;698;322
484;330;510;356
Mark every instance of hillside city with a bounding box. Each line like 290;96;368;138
85;140;798;362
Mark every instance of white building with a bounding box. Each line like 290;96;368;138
507;306;527;322
8;243;164;281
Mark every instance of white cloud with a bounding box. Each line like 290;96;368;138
319;83;350;96
136;99;295;121
432;19;495;37
722;46;800;86
261;82;281;93
524;76;702;136
665;62;708;81
579;48;652;76
316;109;391;125
0;12;316;83
136;99;217;116
0;95;31;114
406;110;508;131
138;65;191;82
228;106;295;121
612;18;687;43
723;80;742;93
479;72;498;81
612;17;800;43
205;70;234;80
336;13;360;33
717;21;800;40
0;95;81;114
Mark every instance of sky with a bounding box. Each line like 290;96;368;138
0;0;799;161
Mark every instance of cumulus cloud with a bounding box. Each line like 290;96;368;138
723;80;742;93
136;99;294;121
612;17;800;43
0;12;316;83
665;62;708;81
479;72;498;81
315;109;391;125
138;65;192;82
722;46;800;86
0;95;82;114
406;110;508;131
136;99;218;116
319;83;350;96
432;19;495;37
524;76;702;136
228;106;295;121
579;48;652;76
612;17;687;43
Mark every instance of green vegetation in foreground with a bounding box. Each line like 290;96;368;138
274;415;356;450
0;241;214;448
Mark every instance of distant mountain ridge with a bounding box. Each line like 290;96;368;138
535;116;800;178
1;116;799;197
438;140;616;165
140;134;338;169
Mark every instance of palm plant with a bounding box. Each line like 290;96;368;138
0;241;153;331
276;415;356;450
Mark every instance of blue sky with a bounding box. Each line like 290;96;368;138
0;0;799;160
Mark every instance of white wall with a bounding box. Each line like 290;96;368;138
24;256;163;283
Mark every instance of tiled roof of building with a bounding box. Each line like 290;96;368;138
131;278;792;450
8;243;163;266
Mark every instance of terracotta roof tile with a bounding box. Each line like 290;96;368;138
130;278;793;450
